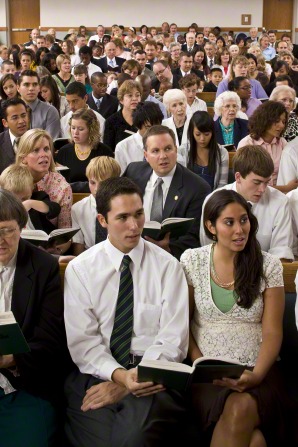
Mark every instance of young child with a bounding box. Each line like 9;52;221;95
155;80;172;102
0;164;60;234
203;66;223;92
179;74;208;114
71;156;121;255
73;64;92;93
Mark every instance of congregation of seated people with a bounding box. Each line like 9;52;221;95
0;21;298;447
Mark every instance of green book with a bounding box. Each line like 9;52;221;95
142;217;195;241
138;357;246;392
21;228;80;248
0;311;30;355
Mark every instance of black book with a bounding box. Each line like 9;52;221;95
138;357;246;392
21;228;80;248
142;217;195;240
0;311;30;355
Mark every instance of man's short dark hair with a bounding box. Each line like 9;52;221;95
153;59;169;69
179;51;192;60
96;177;143;220
65;81;87;97
134;50;146;56
1;97;27;120
143;125;176;150
132;102;163;129
79;45;92;56
17;69;39;85
91;72;106;83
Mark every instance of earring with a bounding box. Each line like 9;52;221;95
212;235;217;241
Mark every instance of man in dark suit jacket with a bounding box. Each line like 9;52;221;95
181;32;199;53
0;189;72;445
123;125;211;259
152;60;182;93
172;52;204;80
96;42;125;73
0;97;29;174
87;72;119;119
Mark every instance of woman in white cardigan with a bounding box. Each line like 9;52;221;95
162;88;192;166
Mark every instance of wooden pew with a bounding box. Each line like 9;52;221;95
72;192;90;205
197;92;216;106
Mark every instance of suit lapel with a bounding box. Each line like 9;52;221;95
4;132;16;164
11;240;34;328
163;165;183;218
138;164;152;193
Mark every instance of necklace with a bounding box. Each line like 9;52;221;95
210;243;235;289
75;144;91;159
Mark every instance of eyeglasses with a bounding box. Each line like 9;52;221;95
239;86;252;91
155;67;167;77
91;82;107;88
0;227;18;239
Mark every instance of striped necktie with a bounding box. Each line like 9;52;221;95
110;255;134;367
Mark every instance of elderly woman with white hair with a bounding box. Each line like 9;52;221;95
214;91;249;148
270;84;298;141
162;88;192;166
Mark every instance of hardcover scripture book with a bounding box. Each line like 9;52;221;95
142;217;195;240
138;357;246;391
0;311;30;355
21;228;79;248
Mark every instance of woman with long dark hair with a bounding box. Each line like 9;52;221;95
181;188;290;447
40;75;69;117
187;111;229;190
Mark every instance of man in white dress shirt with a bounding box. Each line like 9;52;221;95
115;101;163;173
64;177;190;447
61;81;105;140
88;25;105;45
200;145;294;261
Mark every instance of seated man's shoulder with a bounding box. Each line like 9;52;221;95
144;239;181;266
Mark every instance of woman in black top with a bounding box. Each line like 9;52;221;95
56;108;113;183
103;80;142;150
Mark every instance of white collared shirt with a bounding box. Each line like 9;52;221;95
64;237;189;381
71;194;96;249
143;165;176;222
115;132;144;174
200;182;294;260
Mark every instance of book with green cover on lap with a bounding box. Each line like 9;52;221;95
0;311;30;355
138;356;246;392
142;217;195;240
21;228;80;248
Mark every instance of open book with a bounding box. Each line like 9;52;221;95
21;228;80;248
142;217;195;240
0;311;30;355
138;356;246;392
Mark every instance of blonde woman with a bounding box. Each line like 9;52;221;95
216;55;268;99
56;108;113;183
52;54;75;94
16;129;72;229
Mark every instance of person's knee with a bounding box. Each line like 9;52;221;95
221;392;259;430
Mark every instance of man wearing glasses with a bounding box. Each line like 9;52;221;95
152;60;181;93
87;72;119;119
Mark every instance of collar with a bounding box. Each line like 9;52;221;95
181;69;190;76
26;98;39;111
92;92;102;104
104;237;144;272
151;165;176;189
8;129;18;146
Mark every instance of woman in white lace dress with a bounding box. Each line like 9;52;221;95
180;189;291;447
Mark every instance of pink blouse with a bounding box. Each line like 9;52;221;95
36;171;73;228
237;135;287;186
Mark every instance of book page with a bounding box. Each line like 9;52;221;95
143;221;162;229
0;311;16;325
21;229;48;240
193;356;245;367
161;217;194;225
49;228;80;237
138;359;194;373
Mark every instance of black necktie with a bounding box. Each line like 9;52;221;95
95;217;107;244
210;59;214;69
110;255;134;367
150;178;164;222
